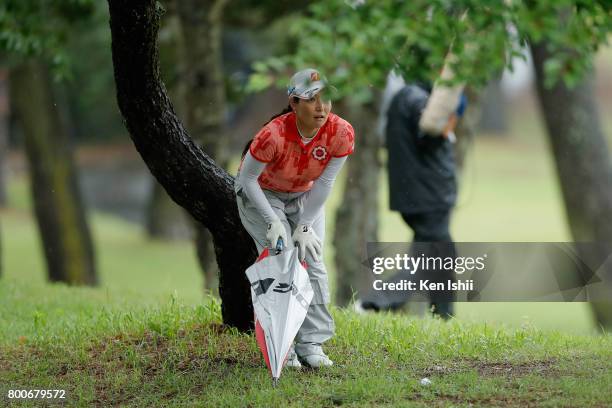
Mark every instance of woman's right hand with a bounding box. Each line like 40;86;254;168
266;218;288;251
292;224;322;263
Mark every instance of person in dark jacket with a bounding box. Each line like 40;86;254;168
360;79;466;319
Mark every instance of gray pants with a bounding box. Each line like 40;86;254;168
235;181;335;356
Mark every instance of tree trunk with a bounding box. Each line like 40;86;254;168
476;76;507;135
146;181;193;239
107;0;256;330
333;102;381;306
0;68;6;278
0;219;2;278
0;69;9;206
531;42;612;329
9;61;97;285
176;0;230;293
195;227;219;294
454;86;479;172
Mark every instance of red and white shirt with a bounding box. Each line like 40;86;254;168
248;112;354;192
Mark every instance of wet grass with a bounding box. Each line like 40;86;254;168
1;282;610;407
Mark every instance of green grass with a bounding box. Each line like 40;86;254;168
1;281;610;407
2;203;204;305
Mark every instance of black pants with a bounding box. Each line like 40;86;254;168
362;210;456;318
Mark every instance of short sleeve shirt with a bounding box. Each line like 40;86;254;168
248;112;354;192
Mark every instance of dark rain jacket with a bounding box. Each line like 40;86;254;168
386;84;457;215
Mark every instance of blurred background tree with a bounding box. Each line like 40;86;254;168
0;69;8;205
146;1;193;244
1;0;98;285
174;0;230;294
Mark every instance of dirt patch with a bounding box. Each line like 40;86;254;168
85;323;260;373
407;391;551;408
0;323;261;406
0;355;10;372
470;359;556;377
421;358;557;379
78;323;261;406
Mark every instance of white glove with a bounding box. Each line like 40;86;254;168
292;224;322;262
266;218;287;252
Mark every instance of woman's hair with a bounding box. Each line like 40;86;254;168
263;101;295;127
241;98;299;159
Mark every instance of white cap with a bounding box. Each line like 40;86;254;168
287;68;328;99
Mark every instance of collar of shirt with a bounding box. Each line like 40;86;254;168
287;112;328;152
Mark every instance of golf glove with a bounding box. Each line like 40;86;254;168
292;224;322;262
266;218;287;251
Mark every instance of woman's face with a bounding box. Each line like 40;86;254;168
291;92;332;131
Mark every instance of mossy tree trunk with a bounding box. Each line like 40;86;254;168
532;42;612;329
0;69;8;207
0;220;2;278
107;0;256;330
9;61;97;285
0;69;7;279
176;0;229;294
333;102;381;306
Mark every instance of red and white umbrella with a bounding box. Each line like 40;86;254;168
246;247;313;386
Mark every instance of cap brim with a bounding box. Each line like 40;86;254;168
292;82;338;99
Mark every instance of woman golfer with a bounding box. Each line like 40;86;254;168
235;68;354;368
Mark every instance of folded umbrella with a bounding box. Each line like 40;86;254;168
246;247;313;386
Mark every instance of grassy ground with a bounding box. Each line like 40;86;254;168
1;281;611;407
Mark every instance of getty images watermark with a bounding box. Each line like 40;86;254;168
371;252;485;292
364;242;612;302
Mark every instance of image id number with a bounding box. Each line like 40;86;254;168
7;389;66;399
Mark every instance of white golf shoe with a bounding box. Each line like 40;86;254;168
285;346;302;369
299;353;334;368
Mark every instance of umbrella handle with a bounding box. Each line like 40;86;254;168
275;237;284;255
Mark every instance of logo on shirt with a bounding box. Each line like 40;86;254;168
312;146;328;161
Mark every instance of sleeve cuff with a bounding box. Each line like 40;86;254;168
332;149;353;158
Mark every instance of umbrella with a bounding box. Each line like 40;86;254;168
246;246;313;386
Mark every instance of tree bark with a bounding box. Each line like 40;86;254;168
333;102;381;306
176;0;230;293
9;61;97;285
107;0;256;330
531;42;612;329
0;69;9;206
